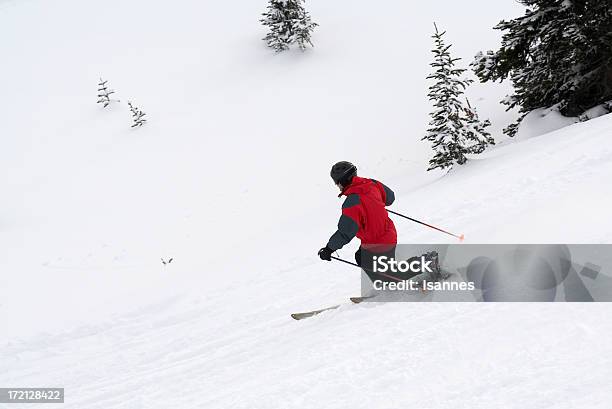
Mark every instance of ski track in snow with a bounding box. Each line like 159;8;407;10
2;299;612;408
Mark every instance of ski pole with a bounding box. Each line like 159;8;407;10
331;255;404;282
387;209;465;241
330;256;360;268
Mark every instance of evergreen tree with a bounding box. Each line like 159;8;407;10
97;78;119;108
260;0;317;52
472;0;612;136
463;99;494;155
423;24;493;171
127;101;147;128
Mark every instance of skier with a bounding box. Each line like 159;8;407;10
318;161;443;285
317;161;400;282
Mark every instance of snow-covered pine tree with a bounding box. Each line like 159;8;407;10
260;0;317;52
97;78;119;107
471;0;612;136
462;98;494;155
422;24;493;171
127;101;147;128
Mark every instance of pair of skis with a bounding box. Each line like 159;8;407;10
291;271;453;320
291;296;372;320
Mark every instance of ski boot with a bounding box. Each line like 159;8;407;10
425;251;449;281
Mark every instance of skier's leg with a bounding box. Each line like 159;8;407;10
359;246;400;283
354;248;362;267
356;247;378;282
356;247;379;296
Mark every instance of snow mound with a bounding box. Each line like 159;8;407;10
514;106;577;140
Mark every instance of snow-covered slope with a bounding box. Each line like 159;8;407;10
0;0;522;337
2;0;612;407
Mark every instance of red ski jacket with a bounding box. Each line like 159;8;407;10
327;176;397;252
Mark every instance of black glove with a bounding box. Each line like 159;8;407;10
318;246;333;261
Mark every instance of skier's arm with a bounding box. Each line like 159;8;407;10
372;179;395;206
326;195;360;251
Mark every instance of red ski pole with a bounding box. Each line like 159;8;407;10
387;209;465;241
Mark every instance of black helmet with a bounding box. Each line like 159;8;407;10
330;161;357;186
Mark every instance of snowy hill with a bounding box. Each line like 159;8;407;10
2;0;612;407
